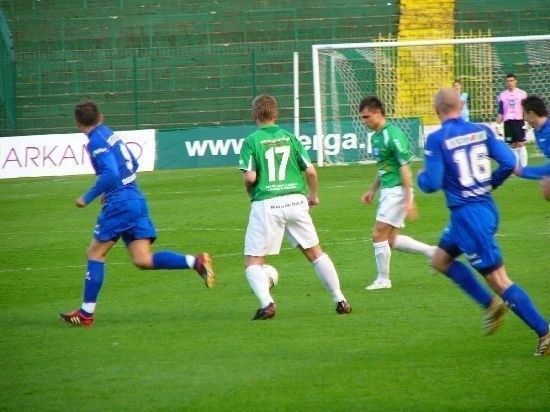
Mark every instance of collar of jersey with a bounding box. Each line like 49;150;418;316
259;123;278;129
374;121;391;133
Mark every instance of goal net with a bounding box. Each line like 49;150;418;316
312;34;550;166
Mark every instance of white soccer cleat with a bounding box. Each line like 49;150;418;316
365;279;392;290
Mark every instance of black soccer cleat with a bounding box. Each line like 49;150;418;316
336;300;352;314
252;302;276;320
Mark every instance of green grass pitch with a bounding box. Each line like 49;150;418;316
1;162;549;411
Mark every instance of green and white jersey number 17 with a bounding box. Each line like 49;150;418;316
264;146;291;182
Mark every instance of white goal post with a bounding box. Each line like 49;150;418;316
312;34;550;166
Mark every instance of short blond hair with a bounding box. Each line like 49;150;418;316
252;94;278;122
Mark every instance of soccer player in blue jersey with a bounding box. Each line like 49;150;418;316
60;100;215;326
417;88;549;356
515;95;550;199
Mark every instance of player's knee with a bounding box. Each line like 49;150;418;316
86;250;105;261
132;255;154;270
302;244;323;262
372;232;388;243
432;260;447;273
484;267;513;294
432;248;452;273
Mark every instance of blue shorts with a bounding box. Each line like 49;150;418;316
93;198;157;246
439;201;503;275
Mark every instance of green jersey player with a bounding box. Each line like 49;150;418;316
359;96;435;291
239;94;351;320
239;126;308;201
371;122;414;189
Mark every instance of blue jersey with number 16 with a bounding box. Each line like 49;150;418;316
417;118;515;208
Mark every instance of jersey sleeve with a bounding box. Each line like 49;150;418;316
521;126;550;178
238;137;256;172
128;142;140;173
417;133;444;193
291;135;313;171
484;126;515;188
390;128;415;165
83;140;120;204
519;163;550;179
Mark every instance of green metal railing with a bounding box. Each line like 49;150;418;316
0;8;16;134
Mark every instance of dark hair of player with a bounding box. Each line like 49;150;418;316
522;95;548;117
358;96;385;116
75;100;101;126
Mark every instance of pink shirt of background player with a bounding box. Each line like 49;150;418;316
498;88;527;121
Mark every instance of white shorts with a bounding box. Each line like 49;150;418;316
244;193;320;256
376;186;413;228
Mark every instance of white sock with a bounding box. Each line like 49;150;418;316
518;145;528;167
373;240;391;281
185;255;196;269
246;265;273;308
511;147;520;168
312;253;345;303
393;234;434;257
81;302;96;314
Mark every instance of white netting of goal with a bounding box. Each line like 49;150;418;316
312;35;550;166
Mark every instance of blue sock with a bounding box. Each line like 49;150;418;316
446;261;493;308
502;284;549;336
83;260;104;304
153;251;192;270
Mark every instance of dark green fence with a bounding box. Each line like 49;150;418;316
0;0;399;136
0;0;548;137
0;8;16;134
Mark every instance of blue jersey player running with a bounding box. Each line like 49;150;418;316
417;88;549;356
60;100;215;327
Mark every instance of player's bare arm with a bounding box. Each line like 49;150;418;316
399;163;417;219
243;170;257;197
362;176;380;204
304;166;319;207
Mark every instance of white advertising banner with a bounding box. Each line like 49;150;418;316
0;129;156;179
